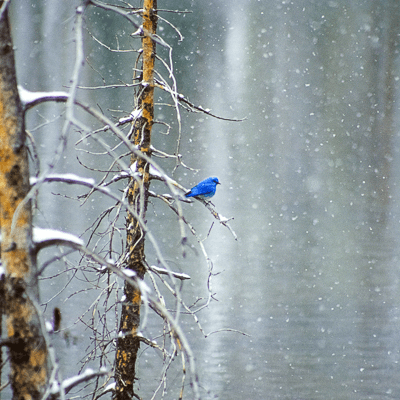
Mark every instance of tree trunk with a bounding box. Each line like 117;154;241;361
114;1;157;398
0;6;48;400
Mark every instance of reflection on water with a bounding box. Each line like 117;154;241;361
192;201;400;400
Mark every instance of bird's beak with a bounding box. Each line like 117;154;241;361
217;182;221;185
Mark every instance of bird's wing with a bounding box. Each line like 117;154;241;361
193;182;210;195
185;190;193;197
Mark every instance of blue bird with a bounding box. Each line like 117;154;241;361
185;177;221;200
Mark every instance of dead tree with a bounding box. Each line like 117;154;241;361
0;5;49;399
114;0;158;398
0;1;238;399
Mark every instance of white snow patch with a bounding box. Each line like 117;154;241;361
50;380;60;394
149;164;162;178
59;368;94;392
138;280;151;294
150;265;190;280
118;109;142;125
130;161;140;176
105;382;116;391
131;26;143;36
131;108;142;119
30;173;95;186
45;320;53;333
33;228;84;246
18;85;69;106
122;269;136;278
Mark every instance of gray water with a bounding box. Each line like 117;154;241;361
8;0;400;399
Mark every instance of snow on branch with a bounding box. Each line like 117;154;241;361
30;173;95;187
33;227;84;252
117;108;142;125
88;0;169;48
154;81;246;122
29;173;115;201
201;200;238;241
0;0;11;20
31;228;198;396
18;85;69;110
44;368;109;399
149;265;191;280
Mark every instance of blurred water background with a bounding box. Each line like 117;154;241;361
8;1;400;399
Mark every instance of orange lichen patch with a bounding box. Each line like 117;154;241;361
0;166;24;210
114;2;156;397
6;317;15;338
141;103;153;123
130;327;137;336
0;127;31;268
30;347;47;368
121;316;129;331
6;306;33;338
13;350;47;399
0;112;18;142
132;290;141;306
0;13;49;397
0;165;30;213
142;10;155;81
118;349;128;363
2;248;30;278
29;348;48;386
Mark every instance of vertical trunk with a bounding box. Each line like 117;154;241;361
0;6;48;400
114;1;157;398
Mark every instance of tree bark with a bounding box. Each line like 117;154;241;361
0;6;48;400
114;1;157;398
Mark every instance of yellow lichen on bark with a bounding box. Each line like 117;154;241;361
114;1;157;399
0;94;31;279
0;8;49;398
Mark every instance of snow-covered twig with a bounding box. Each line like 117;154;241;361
30;173;95;188
88;0;169;49
33;228;84;252
201;199;238;240
44;368;109;400
33;235;200;400
154;81;246;123
18;86;69;111
0;0;11;20
149;265;190;280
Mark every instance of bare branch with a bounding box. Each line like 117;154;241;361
149;265;190;280
44;368;110;400
88;0;169;49
18;86;69;111
0;0;11;20
33;227;84;253
155;81;246;122
32;232;201;399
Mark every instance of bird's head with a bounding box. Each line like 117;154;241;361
211;177;221;185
